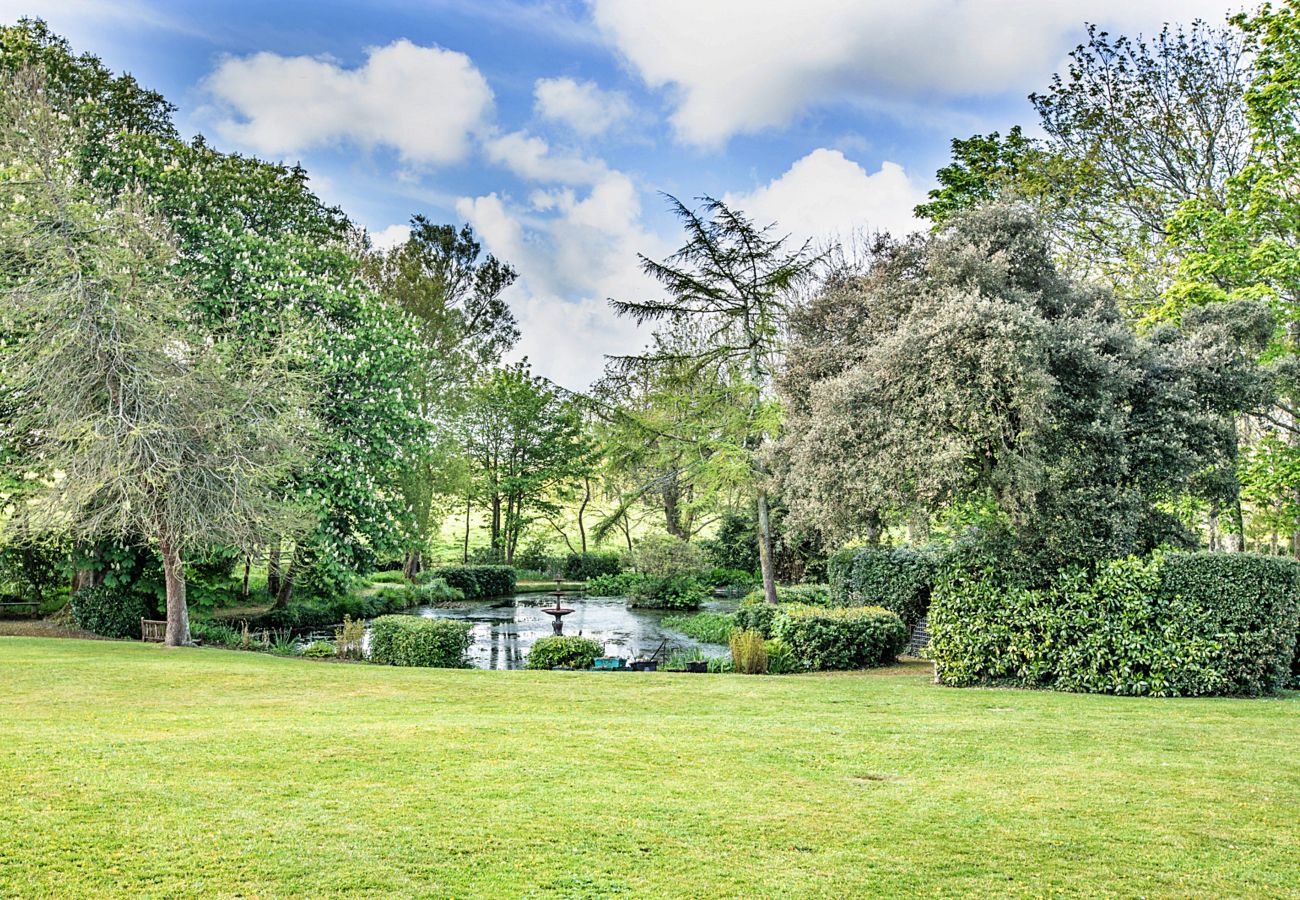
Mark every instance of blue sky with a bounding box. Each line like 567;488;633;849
12;0;1243;388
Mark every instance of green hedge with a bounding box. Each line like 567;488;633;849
368;616;472;668
771;604;907;671
562;552;623;581
740;584;830;607
70;584;147;639
433;565;516;600
828;545;938;628
527;635;604;670
929;551;1300;697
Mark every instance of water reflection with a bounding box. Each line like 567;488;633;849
403;594;731;670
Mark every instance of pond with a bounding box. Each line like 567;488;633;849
398;593;733;670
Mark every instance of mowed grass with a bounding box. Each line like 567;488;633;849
2;639;1298;898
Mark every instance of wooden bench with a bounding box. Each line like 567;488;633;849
0;599;41;619
140;618;167;642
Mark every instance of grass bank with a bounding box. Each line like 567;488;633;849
1;638;1297;897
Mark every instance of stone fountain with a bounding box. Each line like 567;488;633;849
541;577;574;635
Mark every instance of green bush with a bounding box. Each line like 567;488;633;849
368;616;472;668
628;574;708;610
369;569;407;585
741;584;830;607
705;567;758;590
303;640;336;659
527;635;604;670
772;605;907;671
828;545;939;628
70;584;148;638
586;572;644;596
433;565;516;600
662;611;735;644
190;620;241;648
764;638;803;674
733;597;781;638
635;534;706;579
562;552;623;581
928;551;1300;697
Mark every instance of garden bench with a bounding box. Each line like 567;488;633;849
0;599;41;618
140;619;167;642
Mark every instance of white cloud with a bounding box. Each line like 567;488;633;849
533;76;631;137
483;130;608;185
725;149;927;246
200;39;493;164
368;223;412;251
589;0;1243;146
457;173;667;389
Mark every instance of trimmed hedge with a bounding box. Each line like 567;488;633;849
771;604;908;671
527;635;604;670
433;565;516;600
368;616;472;668
562;552;623;581
70;584;147;639
929;551;1300;697
828;545;938;628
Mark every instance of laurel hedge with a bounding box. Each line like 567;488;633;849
929;550;1300;697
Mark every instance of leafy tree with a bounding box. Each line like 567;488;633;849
0;70;307;644
779;204;1270;575
461;362;587;564
610;196;819;604
361;218;518;577
914;127;1043;224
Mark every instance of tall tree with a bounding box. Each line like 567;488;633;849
610;196;818;604
0;69;306;644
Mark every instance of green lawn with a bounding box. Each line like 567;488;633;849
2;639;1298;898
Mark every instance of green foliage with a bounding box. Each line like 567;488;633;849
828;546;938;627
562;552;623;581
732;600;781;638
585;572;644;597
69;584;146;639
763;639;803;675
628;574;708;610
704;511;759;573
634;534;706;579
740;584;830;607
705;567;758;590
369;570;407;585
771;605;908;672
189;620;240;648
729;629;768;674
368;616;472;668
526;635;604;670
914;127;1042;224
0;545;64;605
302;640;336;659
661;612;735;644
929;551;1300;697
432;565;516;600
334;615;365;661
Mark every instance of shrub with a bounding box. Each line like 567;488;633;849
705;567;758;590
334;615;365;660
628;574;708;610
303;640;336;659
70;584;147;638
562;551;623;581
635;535;706;578
772;605;907;671
433;565;516;600
828;545;939;628
733;596;781;637
586;572;644;597
662;611;735;644
729;629;768;674
190;620;240;648
764;638;802;674
928;551;1300;697
741;584;830;607
527;635;604;670
369;616;472;668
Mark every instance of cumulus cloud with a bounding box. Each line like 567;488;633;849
725;149;927;246
368;223;412;251
457;173;667;389
533;76;631;137
483;130;609;185
589;0;1242;146
201;39;493;164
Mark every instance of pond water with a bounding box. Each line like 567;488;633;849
399;593;732;670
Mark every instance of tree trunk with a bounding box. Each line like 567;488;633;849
1208;503;1220;552
159;534;189;647
756;488;778;605
578;477;590;554
402;549;423;581
663;479;688;540
241;555;251;600
865;510;882;546
463;494;472;564
267;535;282;597
274;557;296;609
